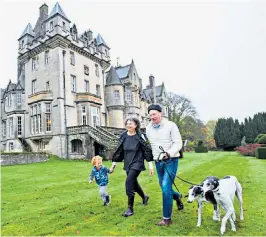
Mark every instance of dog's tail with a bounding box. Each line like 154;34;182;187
235;178;244;220
235;179;242;200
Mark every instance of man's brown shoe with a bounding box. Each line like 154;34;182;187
156;219;172;226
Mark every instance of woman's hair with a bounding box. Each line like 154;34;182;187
91;155;103;166
125;117;141;132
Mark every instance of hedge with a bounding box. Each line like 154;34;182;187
255;147;266;159
195;147;208;153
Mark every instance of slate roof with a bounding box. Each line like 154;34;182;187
106;66;122;85
96;34;109;49
47;2;70;22
19;23;34;39
0;89;5;99
143;85;163;98
116;65;130;79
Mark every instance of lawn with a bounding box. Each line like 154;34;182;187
1;152;266;236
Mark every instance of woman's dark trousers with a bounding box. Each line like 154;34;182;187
122;169;145;217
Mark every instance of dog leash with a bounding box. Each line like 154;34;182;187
158;146;198;187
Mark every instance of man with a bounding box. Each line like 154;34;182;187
146;104;184;226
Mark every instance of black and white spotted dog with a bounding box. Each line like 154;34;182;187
201;175;244;235
186;176;220;227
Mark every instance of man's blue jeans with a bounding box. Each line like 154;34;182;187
155;158;181;219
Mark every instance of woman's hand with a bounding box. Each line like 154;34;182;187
149;168;154;176
110;165;116;173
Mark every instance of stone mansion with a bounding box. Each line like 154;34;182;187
0;2;168;158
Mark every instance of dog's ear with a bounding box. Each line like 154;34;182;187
195;186;203;194
213;180;219;189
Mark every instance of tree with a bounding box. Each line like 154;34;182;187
243;117;257;143
166;92;197;127
214;118;242;150
205;120;217;148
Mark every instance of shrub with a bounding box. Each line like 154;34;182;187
258;134;266;144
254;134;266;143
255;147;266;159
195;147;208;153
235;144;261;157
197;140;203;147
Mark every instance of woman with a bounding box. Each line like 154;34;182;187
110;117;154;217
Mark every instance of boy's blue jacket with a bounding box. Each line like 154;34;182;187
89;165;110;186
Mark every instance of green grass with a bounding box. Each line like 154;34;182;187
1;152;266;236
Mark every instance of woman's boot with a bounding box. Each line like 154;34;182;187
122;196;134;217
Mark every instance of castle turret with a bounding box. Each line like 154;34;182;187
105;66;124;127
18;23;34;50
45;2;71;37
96;34;110;61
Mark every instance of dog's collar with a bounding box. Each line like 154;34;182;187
213;187;219;192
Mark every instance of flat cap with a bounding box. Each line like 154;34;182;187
148;104;162;113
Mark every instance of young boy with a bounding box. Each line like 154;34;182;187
89;156;113;206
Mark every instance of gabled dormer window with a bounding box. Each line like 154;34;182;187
17;92;22;105
21;40;24;49
50;21;54;31
73;32;77;41
7;94;12;107
62;21;66;31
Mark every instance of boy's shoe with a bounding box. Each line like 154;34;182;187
103;202;107;206
106;195;111;205
142;195;149;205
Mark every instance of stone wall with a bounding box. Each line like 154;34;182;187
0;153;49;166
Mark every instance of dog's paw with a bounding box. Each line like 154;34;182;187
220;226;225;235
231;227;236;232
240;215;244;220
213;216;220;221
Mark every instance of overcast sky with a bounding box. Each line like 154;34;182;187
1;0;265;123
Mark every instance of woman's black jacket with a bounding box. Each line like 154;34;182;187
112;131;154;162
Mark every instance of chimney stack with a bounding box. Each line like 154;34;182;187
149;74;154;88
39;3;48;17
149;74;156;104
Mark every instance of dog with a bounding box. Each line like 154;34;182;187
185;176;220;227
201;175;244;235
186;184;220;227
